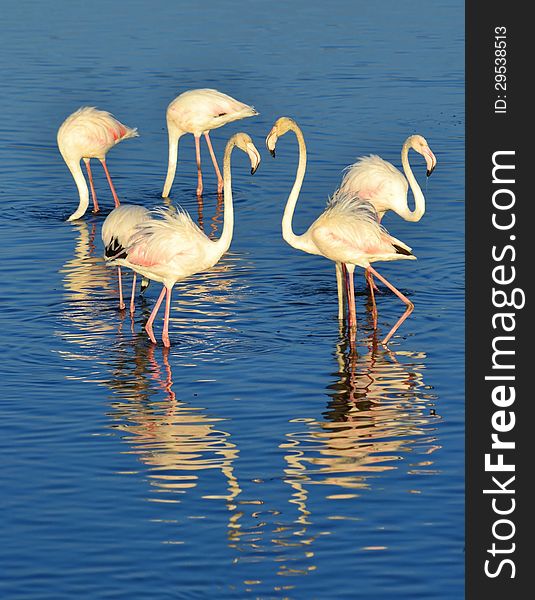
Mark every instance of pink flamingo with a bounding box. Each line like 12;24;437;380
57;107;138;221
112;133;261;347
162;89;258;198
339;135;437;297
266;117;416;345
102;204;151;313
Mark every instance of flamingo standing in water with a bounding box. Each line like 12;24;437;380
111;132;261;347
338;135;437;298
162;89;258;198
102;204;151;313
57;107;138;221
266;117;416;345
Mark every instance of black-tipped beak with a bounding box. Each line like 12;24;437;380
269;149;276;158
426;165;435;177
251;165;258;175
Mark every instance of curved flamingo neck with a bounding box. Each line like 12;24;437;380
281;123;308;250
212;137;236;256
66;160;89;221
400;137;425;222
162;124;184;198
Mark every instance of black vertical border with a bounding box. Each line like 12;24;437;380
466;1;530;597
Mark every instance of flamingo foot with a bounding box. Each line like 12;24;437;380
145;323;157;345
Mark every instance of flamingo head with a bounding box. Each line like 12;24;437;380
230;132;261;175
265;117;297;158
408;134;437;176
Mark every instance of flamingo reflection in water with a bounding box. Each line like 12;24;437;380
59;220;123;342
107;343;241;506
280;333;440;542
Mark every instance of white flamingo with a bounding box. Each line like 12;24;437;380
102;205;151;313
57;107;138;221
266;117;416;345
162;89;258;198
339;135;437;295
111;132;261;347
339;134;437;223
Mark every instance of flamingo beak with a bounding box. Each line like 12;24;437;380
266;130;278;158
246;143;261;175
425;149;437;177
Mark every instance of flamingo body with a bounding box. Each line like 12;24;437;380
58;107;138;221
166;89;258;136
102;204;151;261
339;155;409;219
118;208;222;287
308;191;415;268
162;89;258;197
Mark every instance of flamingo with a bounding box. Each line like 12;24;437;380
266;117;416;345
162;89;258;198
339;134;437;223
57;107;138;221
339;134;437;295
111;132;261;347
102;204;151;313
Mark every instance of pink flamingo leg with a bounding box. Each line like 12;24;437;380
83;159;99;213
145;286;167;345
367;265;414;345
204;132;224;195
366;269;378;329
117;267;125;310
129;273;137;315
162;287;172;348
100;159;120;208
365;268;380;292
194;135;203;197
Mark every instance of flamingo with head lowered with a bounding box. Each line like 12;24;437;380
162;89;258;198
102;204;151;313
110;132;261;347
57;107;138;221
266;117;416;345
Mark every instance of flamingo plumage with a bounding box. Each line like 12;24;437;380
102;204;151;313
162;88;258;198
111;132;261;347
57;107;138;221
266;117;416;345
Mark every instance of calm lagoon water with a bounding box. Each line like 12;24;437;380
0;1;464;598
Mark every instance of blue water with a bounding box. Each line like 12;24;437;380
0;1;464;598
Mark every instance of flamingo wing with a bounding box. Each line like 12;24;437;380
126;208;208;268
312;191;413;259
